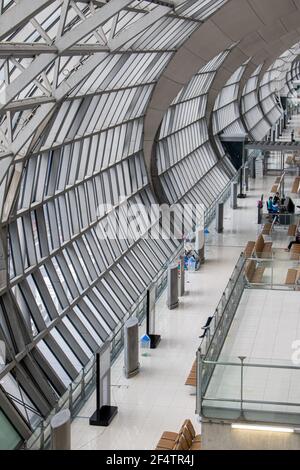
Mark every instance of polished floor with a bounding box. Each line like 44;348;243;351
71;119;300;449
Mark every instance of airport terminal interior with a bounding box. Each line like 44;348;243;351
3;0;300;451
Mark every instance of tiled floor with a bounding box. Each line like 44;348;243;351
71;120;300;449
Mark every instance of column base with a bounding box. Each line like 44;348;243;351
149;334;161;349
89;406;118;427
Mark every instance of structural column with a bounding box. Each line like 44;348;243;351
245;166;249;191
216;202;224;233
230;182;238;209
250;158;256;179
50;409;71;450
124;317;139;378
178;255;185;297
167;263;178;310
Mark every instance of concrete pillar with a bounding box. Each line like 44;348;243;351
178;256;185;297
276;123;280;139
263;151;270;176
167;263;178;310
257;205;262;225
51;409;71;450
216;202;224;233
230;182;238;209
245;166;250;191
124;317;139;378
250;158;256;179
195;227;205;264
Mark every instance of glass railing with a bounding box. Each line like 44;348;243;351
204;174;238;229
196;251;300;425
244;250;300;290
196;254;246;411
198;356;300;426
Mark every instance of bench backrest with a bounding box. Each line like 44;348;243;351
255;234;265;255
175;433;189;451
245;260;256;282
292;177;300;193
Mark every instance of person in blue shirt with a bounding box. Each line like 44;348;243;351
267;196;279;223
267;196;279;213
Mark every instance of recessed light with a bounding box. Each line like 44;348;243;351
231;423;294;433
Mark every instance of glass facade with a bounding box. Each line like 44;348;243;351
0;0;299;446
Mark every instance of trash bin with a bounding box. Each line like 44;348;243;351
140;333;151;356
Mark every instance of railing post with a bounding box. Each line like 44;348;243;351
69;383;73;417
271;256;274;289
196;350;203;415
239;356;246;418
40;421;45;450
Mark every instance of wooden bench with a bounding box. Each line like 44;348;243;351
291;177;300;194
285;269;300;289
285;269;299;285
271;184;279;193
291;244;300;260
286;155;294;165
262;223;272;236
185;360;196;386
245;259;265;284
254;234;272;258
244;241;255;258
288;224;297;237
156;419;201;451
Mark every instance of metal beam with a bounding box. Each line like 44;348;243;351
0;0;55;41
109;5;171;51
245;141;300;151
0;0;132;111
0;43;109;57
55;0;133;52
0;54;56;111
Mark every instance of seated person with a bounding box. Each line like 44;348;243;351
273;192;280;205
267;196;275;213
285;228;300;252
267;196;280;213
267;196;280;223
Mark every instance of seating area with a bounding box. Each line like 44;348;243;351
290;243;300;260
288;223;298;237
261;223;272;235
243;233;273;260
254;234;273;258
285;268;300;287
244;259;265;284
271;174;284;194
291;176;300;194
243;241;255;258
185;360;196;387
155;419;201;451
